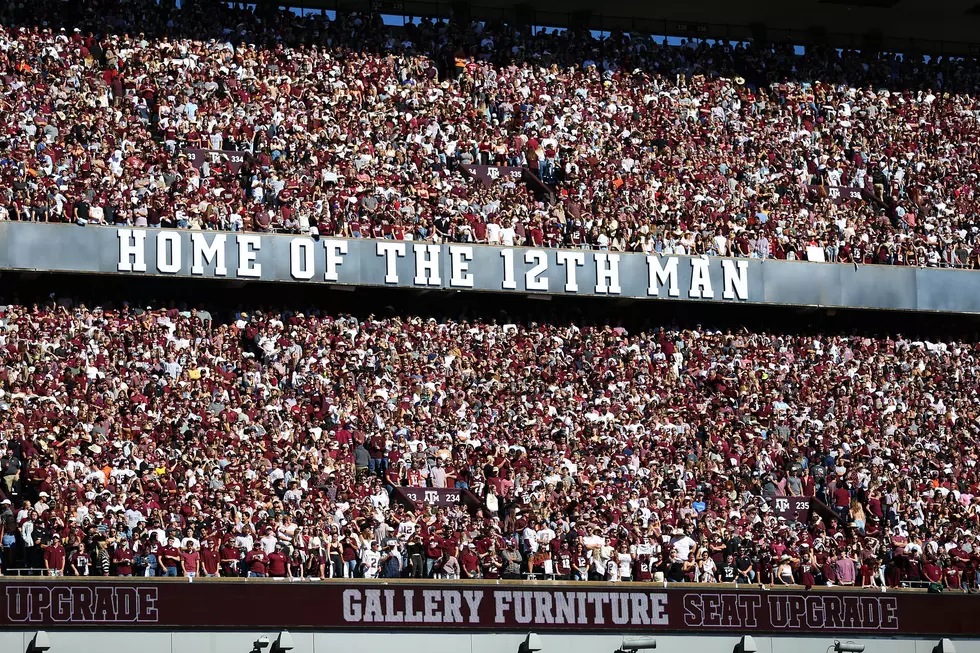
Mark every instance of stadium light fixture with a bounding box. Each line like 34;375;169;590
737;635;758;653
833;642;865;653
519;633;542;653
273;630;295;652
28;631;51;653
617;637;658;652
934;639;955;653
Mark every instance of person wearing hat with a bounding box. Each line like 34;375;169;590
43;533;66;576
459;542;481;579
379;542;402;579
244;540;268;578
669;526;697;563
775;553;797;585
1;447;20;496
360;540;382;579
267;542;290;579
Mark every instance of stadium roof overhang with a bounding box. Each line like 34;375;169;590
298;0;980;54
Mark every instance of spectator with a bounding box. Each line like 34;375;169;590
181;542;201;579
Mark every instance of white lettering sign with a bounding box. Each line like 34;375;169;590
109;230;755;303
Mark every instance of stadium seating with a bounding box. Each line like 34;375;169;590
0;0;978;587
0;300;976;587
1;0;979;267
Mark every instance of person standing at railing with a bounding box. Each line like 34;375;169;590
43;533;65;577
181;542;201;579
92;540;111;577
67;536;90;577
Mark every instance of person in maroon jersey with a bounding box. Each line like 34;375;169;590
964;562;978;591
160;539;181;577
634;553;653;583
481;542;501;580
200;539;220;577
554;542;572;580
245;541;268;577
180;542;200;578
43;533;65;576
267;543;290;578
572;543;589;581
424;529;443;578
460;543;481;579
305;541;326;579
219;540;240;577
114;540;135;577
943;555;964;591
921;554;943;588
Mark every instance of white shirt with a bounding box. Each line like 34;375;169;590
260;534;278;554
671;535;697;562
360;549;381;578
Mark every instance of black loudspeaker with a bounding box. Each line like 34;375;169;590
451;1;471;22
749;23;768;45
863;31;882;52
569;10;592;31
513;3;534;26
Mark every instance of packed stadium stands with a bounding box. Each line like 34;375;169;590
3;0;980;267
0;287;977;589
1;0;980;590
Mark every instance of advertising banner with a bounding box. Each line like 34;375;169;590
5;223;980;314
182;149;247;173
769;497;811;523
1;580;977;635
805;185;867;203
461;165;524;185
391;487;482;512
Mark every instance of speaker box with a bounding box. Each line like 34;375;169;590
451;1;471;22
513;3;534;26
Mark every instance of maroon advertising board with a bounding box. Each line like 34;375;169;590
770;496;811;523
391;487;482;512
182;149;247;173
461;165;523;185
805;185;867;203
1;580;978;635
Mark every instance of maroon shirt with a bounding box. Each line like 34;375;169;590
114;547;134;575
160;545;180;568
180;550;201;574
200;546;220;575
267;551;288;576
44;543;66;571
245;549;267;574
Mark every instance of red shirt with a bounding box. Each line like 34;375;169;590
44;544;66;570
267;551;288;576
114;547;134;575
180;550;200;574
160;546;180;568
219;545;239;575
200;547;220;575
245;549;267;574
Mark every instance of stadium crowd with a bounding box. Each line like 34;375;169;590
0;296;978;590
1;0;980;267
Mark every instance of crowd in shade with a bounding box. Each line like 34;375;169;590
0;295;978;589
2;0;980;266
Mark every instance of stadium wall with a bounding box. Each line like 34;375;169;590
3;223;980;314
0;579;978;653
